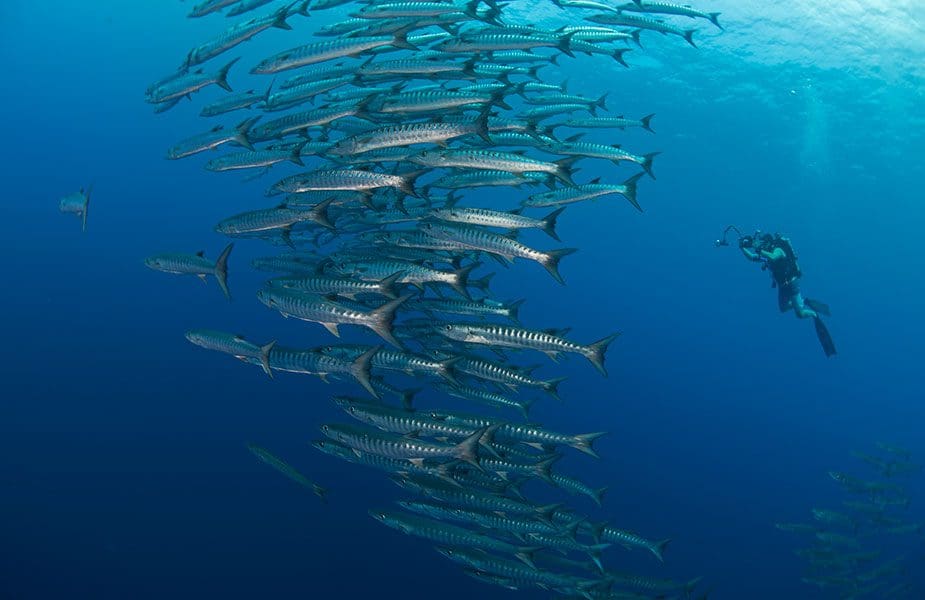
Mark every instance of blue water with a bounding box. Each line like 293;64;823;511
2;1;924;598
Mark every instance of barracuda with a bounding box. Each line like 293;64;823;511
370;509;539;567
426;408;606;457
251;34;418;74
436;382;534;418
146;58;239;104
215;200;334;237
588;11;698;47
410;148;577;185
618;0;723;30
420;221;576;284
269;169;424;196
327;258;479;299
355;0;488;20
199;89;268;117
437;547;603;591
320;345;460;382
378;89;505;114
400;501;570;537
425;169;549;191
269;271;402;299
333;397;491;440
250;103;363;141
264;76;356;112
185;329;275;378
407;297;523;323
524;173;644;212
437;323;618;375
321;423;490;467
145;244;234;299
392;473;563;520
247;344;378;396
205;144;305;171
551;114;655;133
329;114;491;156
551;140;660;178
167;117;258;159
185;4;292;67
257;288;411;347
247;443;326;500
431;206;565;240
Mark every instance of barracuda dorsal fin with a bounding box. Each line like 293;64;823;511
196;250;205;257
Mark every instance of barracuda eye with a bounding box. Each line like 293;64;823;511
317;441;325;448
321;425;329;433
444;325;452;331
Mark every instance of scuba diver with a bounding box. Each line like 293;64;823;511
716;226;837;357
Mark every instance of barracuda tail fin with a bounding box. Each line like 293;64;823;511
630;28;643;48
543;376;567;401
312;483;327;502
398;170;426;198
292;0;311;17
571;431;606;458
216;57;240;93
540;248;577;285
584;332;619;376
640;152;660;179
451;424;489;469
709;12;724;30
234;116;260;151
272;4;294;29
591;486;607;507
533;455;560;484
450;262;480;299
214;243;234;300
514;546;542;569
367;295;412;349
683;29;697;48
615;172;644;212
474;106;493;143
612;47;631;67
306;196;334;230
470;271;494;294
553;156;580;185
437;356;463;385
259;340;276;378
81;183;93;233
378;271;405;299
507;298;525;323
287;141;305;167
650;538;671;562
639;113;655;133
540;206;565;241
558;31;576;58
534;502;563;527
391;29;419;51
350;345;381;398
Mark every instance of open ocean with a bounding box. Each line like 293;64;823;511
2;1;924;598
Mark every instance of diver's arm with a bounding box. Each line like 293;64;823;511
740;246;761;262
760;247;787;261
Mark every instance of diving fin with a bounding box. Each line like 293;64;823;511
805;298;831;317
813;317;837;357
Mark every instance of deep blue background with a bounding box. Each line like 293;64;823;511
2;1;923;598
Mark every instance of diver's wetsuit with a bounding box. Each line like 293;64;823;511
740;233;836;356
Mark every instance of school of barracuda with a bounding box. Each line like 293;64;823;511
775;444;922;599
146;0;724;597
